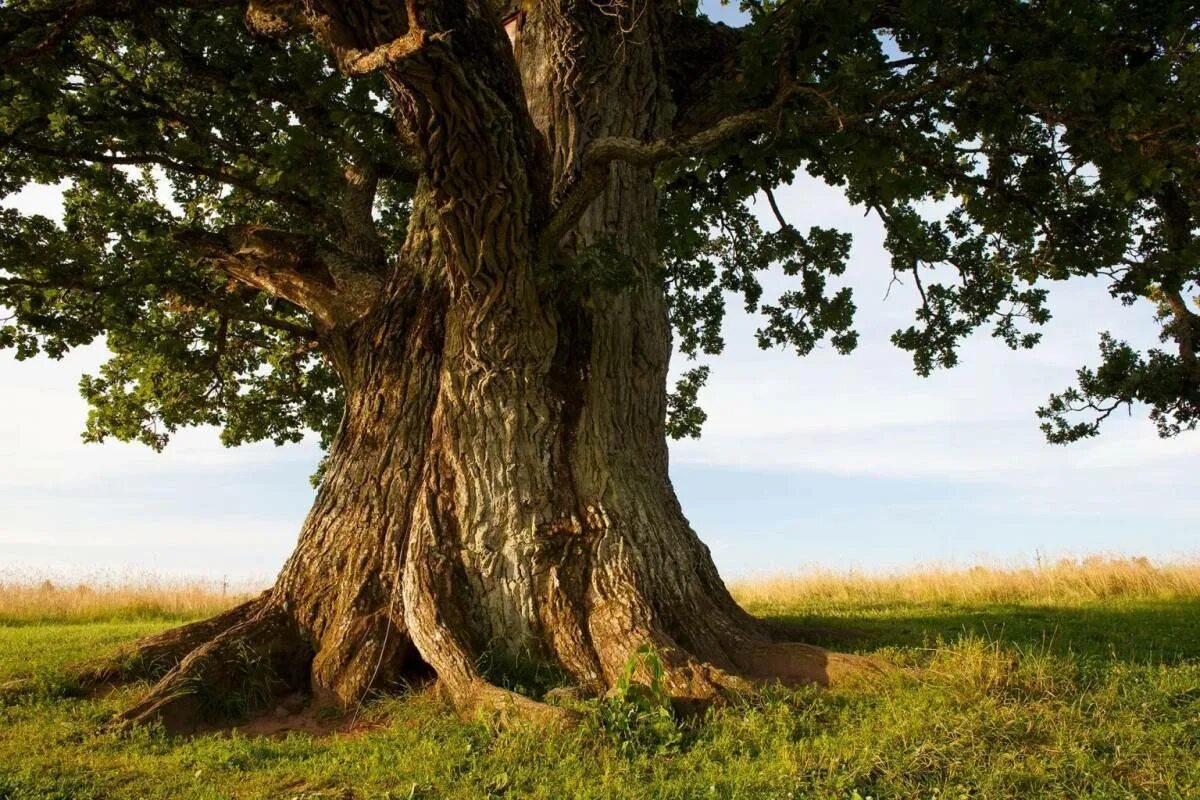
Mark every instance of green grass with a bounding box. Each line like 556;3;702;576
2;598;1199;799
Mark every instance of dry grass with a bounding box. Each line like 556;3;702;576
0;570;261;625
729;555;1200;607
3;556;1198;625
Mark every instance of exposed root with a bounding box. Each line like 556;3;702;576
308;605;418;706
735;640;892;689
447;678;582;728
624;638;754;702
0;677;35;702
70;597;267;689
62;610;890;735
112;604;310;733
51;551;890;737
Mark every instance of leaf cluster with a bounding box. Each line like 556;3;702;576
1;4;410;455
659;0;1198;440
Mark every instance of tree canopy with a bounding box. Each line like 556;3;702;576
2;0;1197;459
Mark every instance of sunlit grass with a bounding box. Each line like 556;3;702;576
1;557;1198;799
4;557;1195;628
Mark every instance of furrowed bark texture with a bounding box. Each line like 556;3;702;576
109;1;876;729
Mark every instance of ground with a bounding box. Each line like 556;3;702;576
1;562;1199;800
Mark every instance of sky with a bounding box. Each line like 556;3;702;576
1;5;1197;584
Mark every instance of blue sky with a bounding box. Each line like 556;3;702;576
0;5;1196;582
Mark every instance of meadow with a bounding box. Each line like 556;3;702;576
1;557;1198;800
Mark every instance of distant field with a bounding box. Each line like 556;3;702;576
2;557;1198;799
5;556;1196;625
729;555;1200;606
0;572;261;626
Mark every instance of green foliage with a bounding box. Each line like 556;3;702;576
666;365;710;439
660;174;859;365
662;0;1199;440
1;0;1197;452
1039;329;1200;442
0;4;406;457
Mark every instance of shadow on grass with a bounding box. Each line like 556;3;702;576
760;599;1200;665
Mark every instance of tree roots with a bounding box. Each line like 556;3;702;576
60;591;888;734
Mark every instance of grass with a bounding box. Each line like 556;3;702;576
0;570;260;626
1;557;1198;799
727;555;1200;606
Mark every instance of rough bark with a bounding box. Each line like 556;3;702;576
90;1;881;730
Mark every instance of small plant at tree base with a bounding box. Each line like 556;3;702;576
591;646;683;756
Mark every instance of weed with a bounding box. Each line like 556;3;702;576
591;646;683;756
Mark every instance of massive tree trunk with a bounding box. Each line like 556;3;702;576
99;1;876;729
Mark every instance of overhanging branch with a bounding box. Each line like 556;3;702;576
662;3;905;138
340;28;446;76
1;270;317;340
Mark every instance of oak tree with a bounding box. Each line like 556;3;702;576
1;0;1197;725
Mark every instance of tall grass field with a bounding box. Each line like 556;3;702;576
2;557;1198;799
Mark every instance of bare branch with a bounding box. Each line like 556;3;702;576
763;187;794;233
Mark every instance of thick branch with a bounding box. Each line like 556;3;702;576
182;291;318;341
1;269;316;340
539;84;835;263
341;29;444;77
1165;290;1199;375
175;226;381;329
283;0;443;78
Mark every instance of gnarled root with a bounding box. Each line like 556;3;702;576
75;606;887;733
449;679;582;728
588;632;887;716
112;601;310;732
66;523;889;734
69;597;268;690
